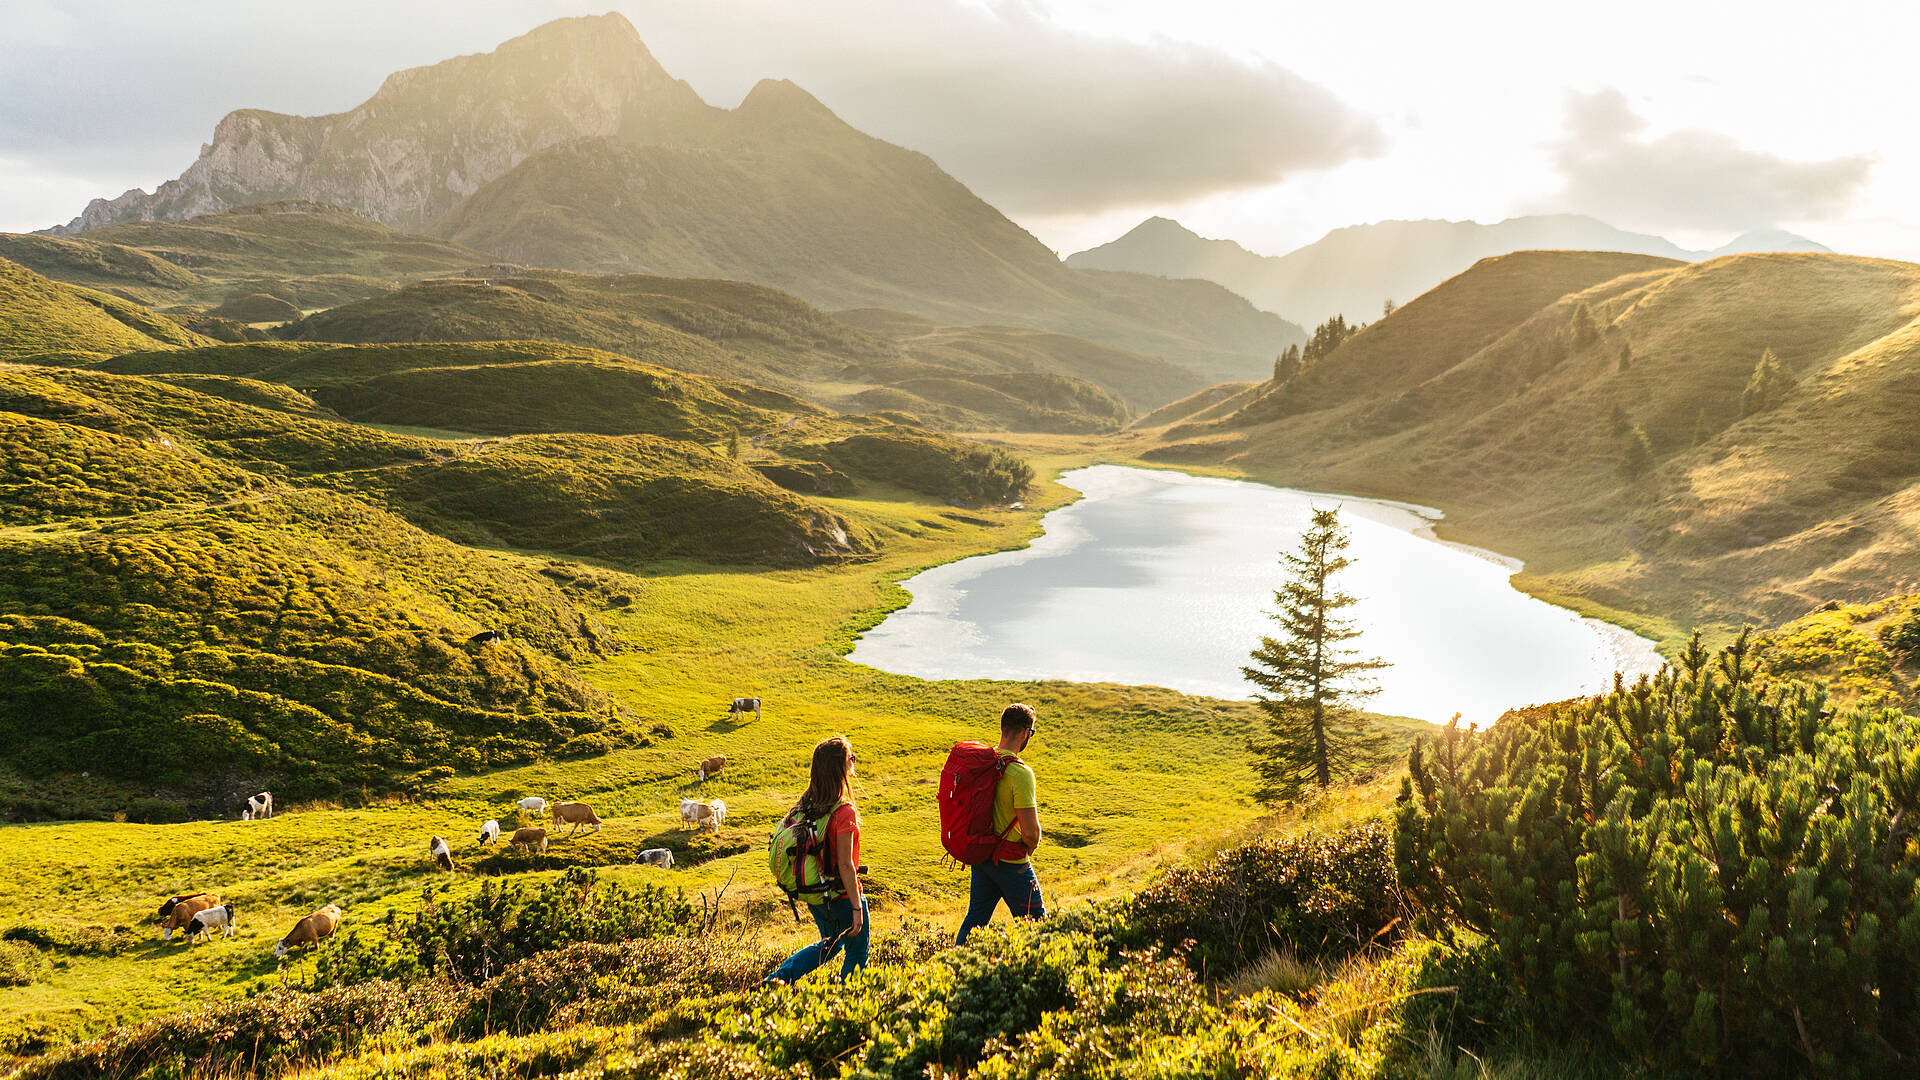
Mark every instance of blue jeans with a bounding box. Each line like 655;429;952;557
955;860;1045;944
769;896;870;982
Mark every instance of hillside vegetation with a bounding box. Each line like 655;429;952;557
0;259;210;363
1152;250;1920;635
0;203;490;316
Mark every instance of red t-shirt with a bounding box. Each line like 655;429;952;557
826;802;860;871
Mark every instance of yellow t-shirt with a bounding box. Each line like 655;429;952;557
992;753;1037;863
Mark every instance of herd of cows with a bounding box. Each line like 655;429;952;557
159;753;736;959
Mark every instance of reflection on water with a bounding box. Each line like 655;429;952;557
848;465;1664;724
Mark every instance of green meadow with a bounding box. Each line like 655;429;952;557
0;450;1384;1054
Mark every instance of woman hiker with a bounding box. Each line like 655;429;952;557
764;735;868;984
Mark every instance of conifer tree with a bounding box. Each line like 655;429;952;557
1243;508;1391;803
1608;401;1630;436
727;428;741;460
1620;425;1654;479
1740;348;1790;415
1382;298;1397;317
1617;340;1633;373
1570;301;1600;348
1690;407;1712;447
1273;344;1302;383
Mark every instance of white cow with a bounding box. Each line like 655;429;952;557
728;697;762;722
244;792;273;820
183;904;236;943
680;798;727;833
517;796;547;816
477;819;501;845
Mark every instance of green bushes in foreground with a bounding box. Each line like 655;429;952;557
1397;632;1920;1076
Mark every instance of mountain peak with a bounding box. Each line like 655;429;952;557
52;13;706;235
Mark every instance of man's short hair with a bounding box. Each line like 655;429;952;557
1001;702;1036;734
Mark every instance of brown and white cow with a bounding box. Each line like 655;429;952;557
275;904;342;957
430;836;454;871
509;826;549;853
550;802;602;836
697;755;727;782
160;893;220;942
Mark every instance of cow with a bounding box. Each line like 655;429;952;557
182;904;236;944
551;802;602;836
637;848;675;869
477;819;501;845
697;755;727;782
467;630;505;646
430;836;454;871
275;904;342;958
516;796;547;817
245;792;273;820
509;827;548;853
160;893;220;941
157;892;211;919
728;697;762;722
680;798;726;832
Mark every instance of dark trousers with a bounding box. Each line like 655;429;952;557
955;859;1045;944
769;896;870;982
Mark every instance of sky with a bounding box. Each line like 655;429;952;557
4;0;1917;261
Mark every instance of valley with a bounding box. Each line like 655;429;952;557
3;9;1919;1079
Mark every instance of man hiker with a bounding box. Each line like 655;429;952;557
955;703;1044;943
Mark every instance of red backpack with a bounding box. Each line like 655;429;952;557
939;741;1030;865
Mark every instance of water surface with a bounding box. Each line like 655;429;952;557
849;465;1662;724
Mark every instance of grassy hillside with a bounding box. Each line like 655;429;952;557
0;358;1034;824
1153;250;1920;634
0;259;210;363
0;203;489;315
836;307;1203;413
282;270;896;389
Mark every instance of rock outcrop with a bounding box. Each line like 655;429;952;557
51;14;711;235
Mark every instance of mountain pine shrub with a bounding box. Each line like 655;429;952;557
1396;632;1920;1076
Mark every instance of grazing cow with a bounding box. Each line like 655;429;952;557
509;827;549;853
516;796;547;816
245;792;273;820
430;836;454;871
157;892;211;919
680;798;726;832
183;904;236;944
477;819;501;845
275;904;342;958
157;887;219;937
697;755;728;782
467;629;505;646
551;801;602;836
728;697;762;722
637;848;675;869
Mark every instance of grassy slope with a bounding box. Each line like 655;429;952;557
835;307;1205;413
0;203;489;313
1151;250;1920;638
281;270;896;390
0;259;210;363
0;454;1413;1054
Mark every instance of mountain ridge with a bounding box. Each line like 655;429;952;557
1069;213;1832;326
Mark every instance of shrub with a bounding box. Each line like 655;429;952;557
309;868;697;988
1120;819;1401;975
1397;632;1920;1076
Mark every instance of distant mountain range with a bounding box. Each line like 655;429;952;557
1067;214;1832;326
45;13;1300;388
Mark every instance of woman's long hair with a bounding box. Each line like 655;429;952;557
796;735;855;818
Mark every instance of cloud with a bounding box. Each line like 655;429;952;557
1547;88;1872;232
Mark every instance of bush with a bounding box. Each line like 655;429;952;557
1397;631;1920;1076
309;868;696;988
1119;819;1401;975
